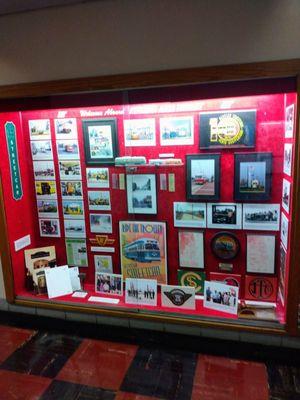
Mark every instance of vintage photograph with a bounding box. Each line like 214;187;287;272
61;181;83;199
285;104;295;138
29;119;51;140
86;167;109;188
173;202;206;228
37;199;58;218
161;285;195;310
94;255;113;273
96;273;123;296
88;190;111;211
178;230;204;269
125;278;157;306
207;203;242;229
39;218;61;238
242;203;280;231
64;219;86;238
282;178;291;213
55;118;78;139
283;143;293;176
33;161;55;180
35;181;57;199
30;140;53;160
65;238;88;267
59;161;82;180
62;200;84;219
25;246;56;274
56;140;80;160
124;118;156;147
90;213;112;233
160;116;194;146
281;212;289;250
204;280;239;315
126;174;157;215
246;234;275;274
186;154;220;201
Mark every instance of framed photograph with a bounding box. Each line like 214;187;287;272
204;280;239;315
234;152;272;201
25;246;56;274
285;104;295;138
64;219;86;238
55;118;77;139
242;203;280;231
211;232;240;260
30;140;53;160
86;168;109;188
246;234;275;274
35;181;57;199
96;273;123;296
125;278;157;306
61;181;83;199
59;161;82;181
94;255;113;273
119;221;167;285
88;190;111;211
178;230;204;269
126;174;157;215
33;161;55;180
173;202;206;228
90;213;112;233
37;199;58;218
278;244;287;306
282;179;291;213
199;110;256;149
39;218;61;237
65;238;88;267
161;285;195;310
186;154;220;201
283;143;293;176
56;140;80;160
62;200;84;219
177;270;205;294
245;275;277;302
280;212;289;250
82;119;118;165
124;118;156;147
160;116;194;146
207;203;242;229
29;119;51;140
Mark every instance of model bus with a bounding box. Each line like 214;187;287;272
123;238;161;263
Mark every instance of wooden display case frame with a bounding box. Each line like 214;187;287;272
0;58;300;336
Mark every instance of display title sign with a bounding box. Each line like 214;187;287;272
5;122;23;200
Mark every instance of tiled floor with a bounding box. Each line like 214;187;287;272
0;314;299;399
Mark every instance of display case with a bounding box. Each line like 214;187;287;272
0;60;299;335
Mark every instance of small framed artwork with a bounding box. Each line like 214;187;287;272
160;116;194;146
242;203;280;231
126;174;157;215
39;218;61;237
285;104;295;138
282;179;291;213
35;181;57;199
96;273;123;296
125;278;157;306
59;161;82;181
94;255;113;273
55;118;77;139
61;181;83;199
207;203;242;229
199;110;256;149
186;154;220;201
82;119;118;165
280;212;289;250
33;161;56;180
90;213;112;233
37;199;58;218
88;191;111;211
178;230;204;269
56;140;80;160
173;202;206;228
86;168;109;188
31;140;53;160
234;152;272;201
211;232;240;260
246;234;275;274
124;118;156;147
64;219;86;238
29;119;51;140
283;143;293;176
62;200;84;219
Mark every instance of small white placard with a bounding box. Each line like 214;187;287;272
68;266;81;291
159;153;174;158
90;246;115;253
14;234;31;251
44;265;73;299
88;296;120;304
72;291;88;298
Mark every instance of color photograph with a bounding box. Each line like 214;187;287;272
173;202;206;228
242;203;280;231
33;161;55;180
88;191;111;211
55;118;78;139
126;174;157;215
94;255;113;273
204;280;239;315
207;203;242;229
39;218;61;237
239;161;266;193
64;219;86;238
90;213;112;233
125;278;157;306
160;116;194;146
86;167;109;188
62;200;84;219
29;119;51;140
56;140;80;160
35;181;57;199
59;161;82;180
124;118;156;147
37;199;58;218
30;140;53;160
96;273;122;296
61;181;83;199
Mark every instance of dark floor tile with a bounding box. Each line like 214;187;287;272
120;346;197;400
0;332;82;378
267;364;300;399
40;379;116;400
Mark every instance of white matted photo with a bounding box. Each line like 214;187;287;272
126;174;157;215
160;116;194;146
204;280;238;315
173;202;206;228
280;212;289;250
95;273;123;296
178;230;204;269
64;219;86;238
88;191;111;211
33;161;56;180
37;199;59;218
285;104;295;138
282;179;291;213
56;140;80;160
125;278;157;306
242;203;280;231
207;203;242;229
35;181;57;199
94;255;113;273
29;119;51;140
62;200;84;219
39;218;61;237
246;234;275;274
55;118;78;139
90;213;112;233
283;143;293;176
124;118;156;147
161;285;195;310
59;161;82;180
86;168;109;188
31;140;53;160
61;181;83;199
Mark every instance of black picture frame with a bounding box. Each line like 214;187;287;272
211;231;240;260
234;152;272;201
126;173;157;215
82;119;118;165
186;154;220;201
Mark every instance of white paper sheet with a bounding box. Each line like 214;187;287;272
68;266;81;291
88;296;120;304
45;265;73;299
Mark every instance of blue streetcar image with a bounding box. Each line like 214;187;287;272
123;238;161;263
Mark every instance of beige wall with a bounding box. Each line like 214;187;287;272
0;0;299;85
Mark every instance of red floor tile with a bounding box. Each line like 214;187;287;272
191;354;269;400
0;325;36;363
57;338;138;390
0;370;51;400
115;392;162;400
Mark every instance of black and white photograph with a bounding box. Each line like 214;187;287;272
59;161;82;180
39;218;61;238
125;278;157;306
283;143;293;176
90;213;112;233
55;118;78;139
30;140;53;160
61;181;83;199
173;202;206;228
126;174;157;215
88;191;111;211
29;119;51;140
285;104;295;138
282;179;291;213
95;273;122;296
204;280;239;315
280;212;289;250
56;140;80;160
242;204;280;231
33;161;56;180
207;203;242;229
